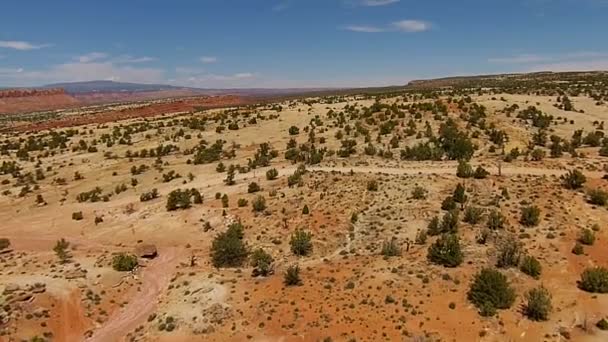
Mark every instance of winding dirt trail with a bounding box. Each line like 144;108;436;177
87;247;183;342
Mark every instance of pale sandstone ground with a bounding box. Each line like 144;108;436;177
0;92;607;341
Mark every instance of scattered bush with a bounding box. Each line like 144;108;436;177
366;180;378;191
487;210;505;230
250;248;274;276
247;182;261;193
597;318;608;331
467;268;516;316
441;196;457;211
588;189;608;206
464;206;484;224
562;169;586;189
411;186;427;200
266;168;279;180
210;223;248;268
473;166;490;179
579;267;608;293
572;242;584;255
415;229;428;245
520;205;541;227
524;286;552;321
427;234;463;267
290;229;313;256
456;160;473;178
284;264;302;286
252;195;267;212
578;228;595;246
140;189;159;202
496;235;523;268
520;255;542;279
381;238;401;257
112;253;138;272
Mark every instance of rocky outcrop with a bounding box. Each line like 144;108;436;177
0;88;79;114
0;88;66;98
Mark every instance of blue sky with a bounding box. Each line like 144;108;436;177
1;0;607;88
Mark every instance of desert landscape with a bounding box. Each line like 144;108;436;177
0;71;607;341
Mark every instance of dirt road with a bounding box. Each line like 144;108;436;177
87;247;183;342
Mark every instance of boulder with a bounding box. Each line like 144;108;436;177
135;244;158;259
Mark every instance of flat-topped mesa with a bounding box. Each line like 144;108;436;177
0;88;66;99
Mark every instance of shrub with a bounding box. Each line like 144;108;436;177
53;238;71;264
290;229;313;256
237;198;248;207
284;264;302;286
411;186;427;200
266;168;279;180
487;210;505;230
166;189;201;211
524;286;552;321
221;194;229;208
288;126;300;135
456;160;473;178
252;195;267;212
473;166;490;179
415;229;428;245
427;234;463;267
579;267;608;293
210;223;248;268
464;207;484;224
302;204;309;215
441;196;457;211
597;318;608;330
366;180;378;191
496;235;523;268
0;238;10;250
520;205;541;227
427;216;441;236
562;169;586;189
452;183;467;204
520;255;542;279
440;210;459;234
572;242;584;255
467;268;516;316
250;248;274;276
588;189;608;206
578;228;595;245
247;182;261;193
112;253;138;272
381;238;401;257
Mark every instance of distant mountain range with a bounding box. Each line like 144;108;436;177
41;80;338;97
43;80;192;94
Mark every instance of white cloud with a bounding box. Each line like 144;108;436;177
0;40;50;51
113;55;157;63
360;0;399;6
392;20;432;32
344;25;386;33
76;52;108;63
344;19;432;33
200;56;218;64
